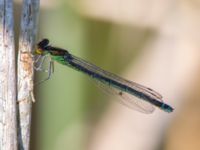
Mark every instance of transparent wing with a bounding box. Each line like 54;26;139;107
93;79;155;113
70;55;164;113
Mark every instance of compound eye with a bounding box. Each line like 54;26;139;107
38;39;49;49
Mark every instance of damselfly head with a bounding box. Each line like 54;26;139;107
35;39;50;55
38;39;49;48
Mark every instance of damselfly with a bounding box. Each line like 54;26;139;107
34;39;174;113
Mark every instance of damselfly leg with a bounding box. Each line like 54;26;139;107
34;55;49;72
34;55;54;85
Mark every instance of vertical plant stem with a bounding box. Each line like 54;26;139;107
17;0;39;149
0;0;17;150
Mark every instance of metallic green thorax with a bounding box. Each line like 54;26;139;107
50;54;82;73
50;54;81;73
51;55;67;65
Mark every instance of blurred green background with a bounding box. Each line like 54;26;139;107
33;2;155;150
15;0;200;150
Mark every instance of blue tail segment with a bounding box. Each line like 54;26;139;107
161;103;174;113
